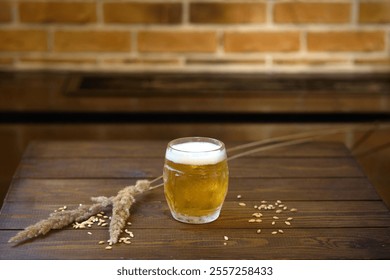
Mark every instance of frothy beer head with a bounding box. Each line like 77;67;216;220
166;139;226;165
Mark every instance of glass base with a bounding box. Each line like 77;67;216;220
170;209;221;224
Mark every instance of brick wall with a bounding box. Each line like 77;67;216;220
0;0;389;72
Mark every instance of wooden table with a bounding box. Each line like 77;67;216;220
0;140;389;259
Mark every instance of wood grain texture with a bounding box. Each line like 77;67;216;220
0;141;389;259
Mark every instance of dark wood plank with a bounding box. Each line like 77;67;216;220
23;141;351;158
1;228;389;259
2;201;389;230
14;157;365;179
4;178;380;203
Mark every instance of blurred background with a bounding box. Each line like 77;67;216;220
0;0;389;208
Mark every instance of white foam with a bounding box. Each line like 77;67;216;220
166;142;226;165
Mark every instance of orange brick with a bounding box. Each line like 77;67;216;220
19;2;96;23
274;2;350;23
104;2;181;24
190;2;266;23
54;31;131;52
0;30;47;51
359;2;390;23
0;2;12;23
138;31;217;53
224;32;300;53
307;31;385;52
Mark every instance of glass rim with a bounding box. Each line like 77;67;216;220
167;137;225;153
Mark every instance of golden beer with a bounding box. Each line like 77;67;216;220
163;137;229;224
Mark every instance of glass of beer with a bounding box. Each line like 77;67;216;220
163;137;229;224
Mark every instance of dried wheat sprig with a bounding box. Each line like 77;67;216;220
8;180;153;244
8;201;110;244
109;180;150;244
227;126;352;154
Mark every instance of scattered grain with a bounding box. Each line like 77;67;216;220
87;231;92;235
272;231;277;235
98;241;105;244
224;236;229;241
255;219;262;223
276;209;282;214
285;221;291;226
239;202;246;207
248;219;256;223
237;195;242;199
290;208;298;212
257;229;261;234
278;229;284;234
273;216;279;220
287;217;293;221
272;221;276;225
105;246;112;250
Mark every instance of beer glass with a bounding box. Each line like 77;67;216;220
163;137;229;224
